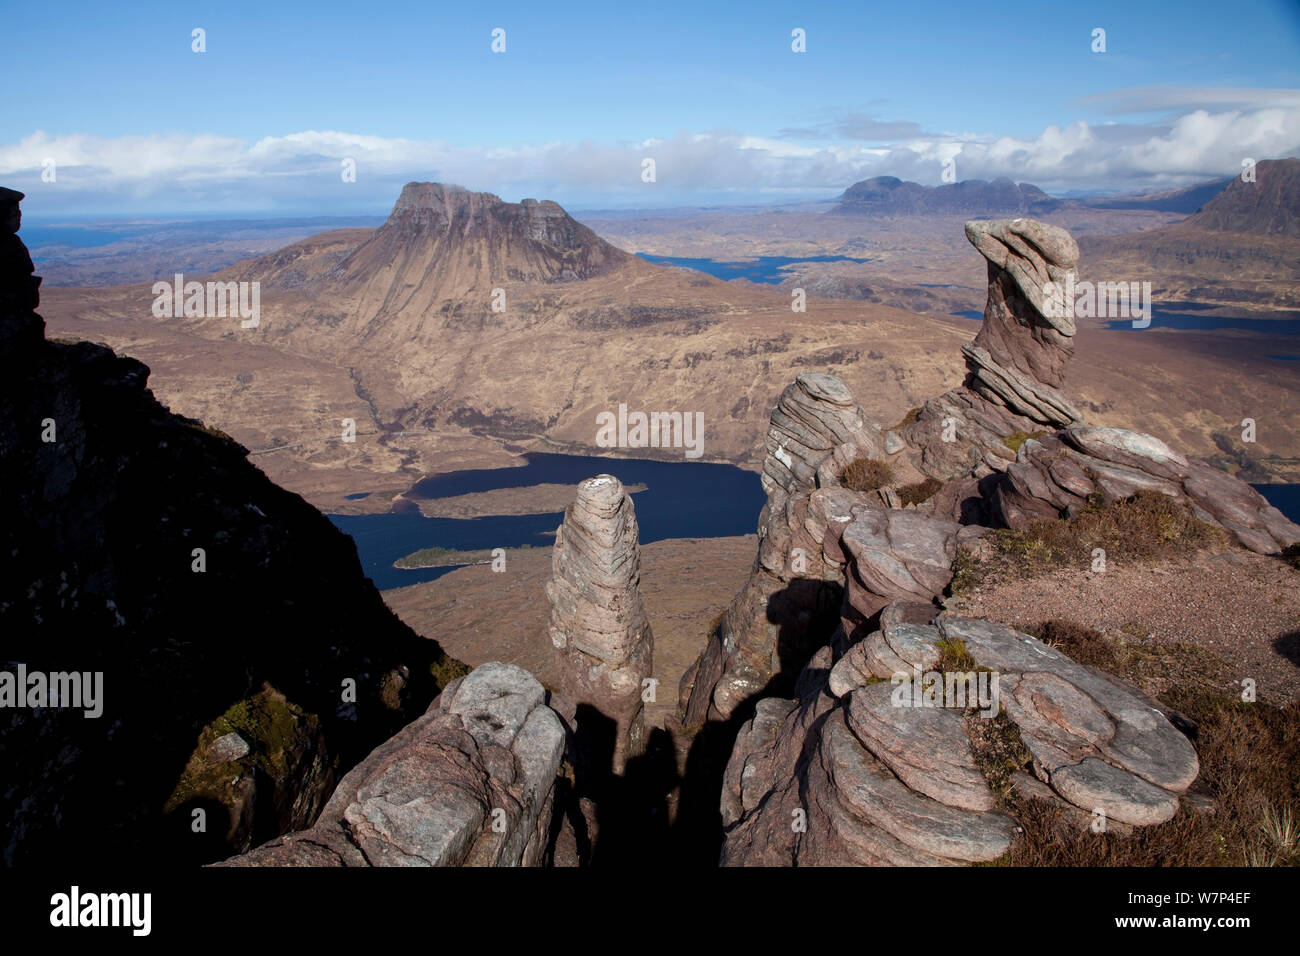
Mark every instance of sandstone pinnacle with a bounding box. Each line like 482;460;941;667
547;475;653;773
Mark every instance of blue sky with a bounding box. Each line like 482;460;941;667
3;0;1299;215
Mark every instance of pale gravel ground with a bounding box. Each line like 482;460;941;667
952;547;1300;704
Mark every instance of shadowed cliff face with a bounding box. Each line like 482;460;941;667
0;189;465;866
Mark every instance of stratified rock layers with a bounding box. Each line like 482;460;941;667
994;427;1300;554
220;663;565;867
679;373;895;726
719;606;1200;865
548;475;654;773
698;216;1300;865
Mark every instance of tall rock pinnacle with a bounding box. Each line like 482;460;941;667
546;475;653;774
903;217;1085;479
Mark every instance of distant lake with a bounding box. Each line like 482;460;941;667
331;453;764;591
637;253;873;285
949;303;1300;335
1106;307;1300;333
332;465;1296;590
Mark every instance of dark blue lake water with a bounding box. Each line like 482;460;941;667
330;453;765;591
950;304;1300;336
1104;308;1300;333
1254;485;1300;525
636;253;872;285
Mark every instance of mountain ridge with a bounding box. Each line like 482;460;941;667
832;175;1062;217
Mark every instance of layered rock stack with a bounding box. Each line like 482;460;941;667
679;373;899;726
699;216;1299;866
903;218;1085;479
222;663;566;866
719;603;1201;866
547;475;654;774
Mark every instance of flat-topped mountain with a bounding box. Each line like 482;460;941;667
321;182;633;291
833;175;1061;217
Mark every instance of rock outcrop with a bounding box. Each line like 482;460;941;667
690;216;1296;866
993;426;1300;553
679;373;897;726
548;475;653;773
220;663;566;867
718;603;1201;865
904;218;1084;479
0;187;463;866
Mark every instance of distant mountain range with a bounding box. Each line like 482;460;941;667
1078;177;1234;214
832;169;1288;219
832;176;1062;216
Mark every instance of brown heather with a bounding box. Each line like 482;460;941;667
841;457;894;493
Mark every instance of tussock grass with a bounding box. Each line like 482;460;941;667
1002;430;1047;454
953;491;1224;592
891;407;922;432
841;458;894;494
897;477;943;507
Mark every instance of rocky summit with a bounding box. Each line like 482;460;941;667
674;215;1299;866
16;195;1298;870
324;182;633;290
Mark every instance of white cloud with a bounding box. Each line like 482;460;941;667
3;98;1299;214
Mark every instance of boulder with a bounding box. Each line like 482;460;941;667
219;663;566;867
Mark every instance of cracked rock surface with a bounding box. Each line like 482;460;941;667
219;663;565;867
